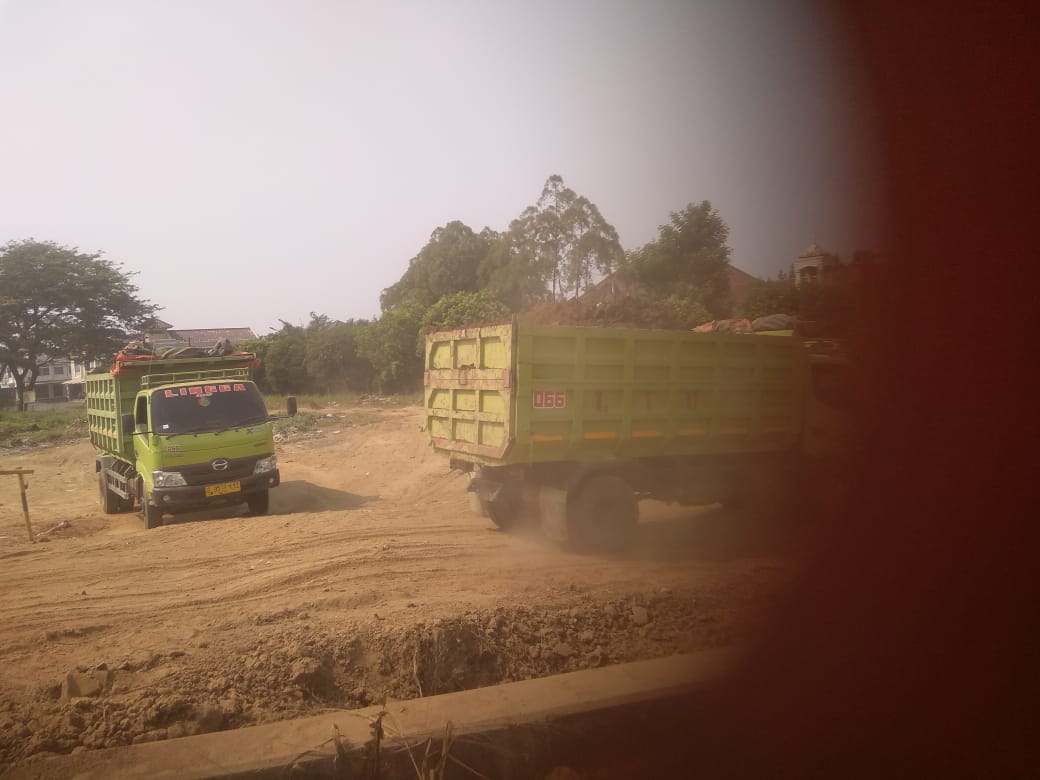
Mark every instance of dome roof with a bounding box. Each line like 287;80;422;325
799;242;828;259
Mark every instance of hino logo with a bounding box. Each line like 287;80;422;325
211;459;229;472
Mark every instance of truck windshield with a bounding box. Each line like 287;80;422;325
150;383;269;435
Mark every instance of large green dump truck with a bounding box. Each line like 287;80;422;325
86;351;295;529
424;322;851;550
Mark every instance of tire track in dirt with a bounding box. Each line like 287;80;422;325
0;404;796;769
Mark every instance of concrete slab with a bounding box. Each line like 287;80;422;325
10;649;734;779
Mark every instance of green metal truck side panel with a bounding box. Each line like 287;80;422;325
425;323;807;466
86;373;139;461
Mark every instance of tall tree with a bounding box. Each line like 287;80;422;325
621;201;733;317
0;239;156;410
489;175;623;305
380;222;499;312
263;321;309;395
482;214;553;311
303;318;374;393
355;300;426;393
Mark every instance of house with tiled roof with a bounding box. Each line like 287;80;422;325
141;319;257;351
1;320;258;406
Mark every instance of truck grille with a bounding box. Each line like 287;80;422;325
173;455;265;486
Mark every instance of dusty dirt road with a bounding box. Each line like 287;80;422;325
0;404;794;769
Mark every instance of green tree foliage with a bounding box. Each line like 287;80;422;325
739;279;859;334
419;290;510;336
235;336;271;392
0;239;156;410
480;234;551;312
263;321;308;395
370;246;514;393
237;314;375;396
486;175;622;306
304;319;374;393
621;201;733;317
661;295;714;329
739;280;800;320
355;300;426;394
380;222;500;311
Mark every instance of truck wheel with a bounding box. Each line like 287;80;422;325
568;474;638;553
486;481;523;531
98;472;120;514
246;489;269;515
143;502;163;529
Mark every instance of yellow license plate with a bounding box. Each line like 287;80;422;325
205;481;241;497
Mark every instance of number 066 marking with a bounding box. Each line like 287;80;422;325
533;390;566;409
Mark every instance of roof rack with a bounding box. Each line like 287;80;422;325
139;367;252;390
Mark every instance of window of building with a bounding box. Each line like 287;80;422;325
38;365;50;376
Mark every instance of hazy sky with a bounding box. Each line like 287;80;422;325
0;0;881;334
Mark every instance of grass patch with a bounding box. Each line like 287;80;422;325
0;392;419;449
271;407;385;439
0;406;88;448
263;391;422;412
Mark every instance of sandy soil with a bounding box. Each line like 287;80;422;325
0;405;794;769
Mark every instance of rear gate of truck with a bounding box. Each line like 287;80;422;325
425;323;515;462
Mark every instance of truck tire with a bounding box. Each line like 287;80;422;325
98;472;120;514
486;481;523;531
246;489;270;515
568;474;638;553
143;502;163;529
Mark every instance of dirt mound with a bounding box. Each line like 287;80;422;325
0;585;774;765
0;403;792;770
520;297;688;330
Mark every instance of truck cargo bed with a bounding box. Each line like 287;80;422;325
425;323;807;467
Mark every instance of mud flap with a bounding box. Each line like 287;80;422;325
538;486;569;543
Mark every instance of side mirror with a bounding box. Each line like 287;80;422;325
121;413;135;435
286;396;297;417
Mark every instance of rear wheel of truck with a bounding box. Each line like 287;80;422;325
568;474;637;553
97;472;120;514
143;502;163;529
486;481;523;531
246;489;269;515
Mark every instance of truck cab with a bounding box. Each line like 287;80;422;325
128;375;281;526
89;352;295;529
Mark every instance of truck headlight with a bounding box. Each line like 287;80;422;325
253;455;278;474
152;470;187;488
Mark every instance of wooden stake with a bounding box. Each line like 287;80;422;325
1;469;36;543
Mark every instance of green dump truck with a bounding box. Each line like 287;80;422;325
424;322;852;550
86;350;296;529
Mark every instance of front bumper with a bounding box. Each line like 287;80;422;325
151;469;280;510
